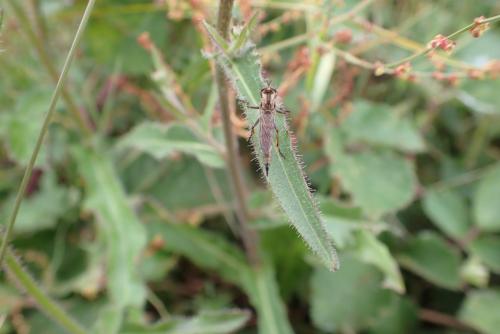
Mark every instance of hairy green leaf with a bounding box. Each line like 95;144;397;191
119;122;224;168
73;145;147;331
203;20;338;271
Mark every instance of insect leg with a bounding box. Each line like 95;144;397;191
274;126;286;159
248;117;260;142
237;98;260;109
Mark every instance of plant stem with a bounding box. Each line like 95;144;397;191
6;0;93;134
387;14;500;68
4;250;87;334
0;0;96;267
215;0;260;266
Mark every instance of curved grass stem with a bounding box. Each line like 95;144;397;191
0;0;96;267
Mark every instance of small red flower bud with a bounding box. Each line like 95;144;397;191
394;62;412;77
469;16;490;38
334;29;353;44
467;69;484;80
137;32;153;51
428;34;456;52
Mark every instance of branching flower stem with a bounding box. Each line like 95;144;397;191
215;0;260;266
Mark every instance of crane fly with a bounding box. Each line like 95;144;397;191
243;81;289;176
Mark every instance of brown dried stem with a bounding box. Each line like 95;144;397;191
215;0;260;266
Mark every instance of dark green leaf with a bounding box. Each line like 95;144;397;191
398;232;462;290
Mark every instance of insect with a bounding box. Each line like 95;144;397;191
243;81;289;176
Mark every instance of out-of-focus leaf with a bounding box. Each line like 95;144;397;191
119;122;224;168
459;289;500;334
231;12;259;53
469;235;500;274
204;21;338;271
245;264;294;334
368;294;417;334
398;232;462;290
473;164;500;232
310;256;394;332
3;90;51;165
351;230;405;293
461;257;489;288
147;221;248;284
73;145;147;332
0;285;21;314
422;188;470;238
320;199;389;248
0;171;77;233
328;134;416;218
26;297;107;334
342;101;425;152
147;221;294;334
310;50;336;112
122;309;250;334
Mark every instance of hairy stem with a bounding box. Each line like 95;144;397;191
4;250;87;334
0;0;96;267
215;0;260;266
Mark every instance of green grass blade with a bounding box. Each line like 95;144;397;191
204;21;339;271
0;0;96;267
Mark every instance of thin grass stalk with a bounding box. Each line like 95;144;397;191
0;0;97;267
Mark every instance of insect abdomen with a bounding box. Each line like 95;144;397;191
260;112;274;176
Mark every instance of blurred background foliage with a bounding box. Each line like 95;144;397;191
1;0;500;333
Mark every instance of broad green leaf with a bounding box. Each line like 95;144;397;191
473;164;500;231
119;122;224;168
351;230;405;293
320;199;389;248
310;256;394;332
469;235;500;274
459;290;500;334
204;21;338;271
122;309;250;334
0;171;77;233
398;232;462;290
368;295;417;334
342;101;425;152
328;136;416;218
73;145;147;330
422;188;470;238
147;221;294;334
